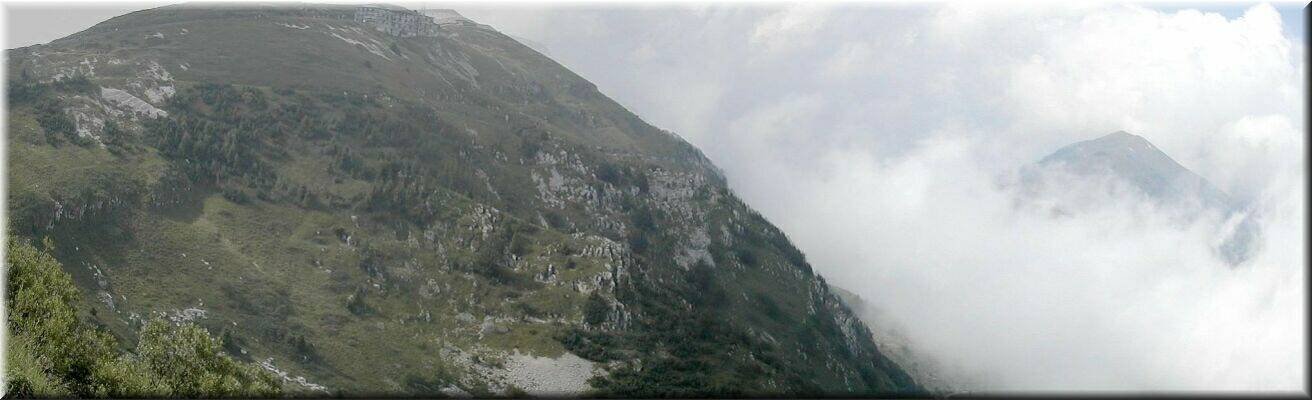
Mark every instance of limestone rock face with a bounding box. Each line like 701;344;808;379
7;3;920;396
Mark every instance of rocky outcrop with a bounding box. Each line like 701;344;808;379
355;6;440;37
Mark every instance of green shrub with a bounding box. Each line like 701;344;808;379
583;292;610;326
34;98;81;146
135;320;281;397
5;238;283;397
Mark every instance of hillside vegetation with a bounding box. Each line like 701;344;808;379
5;238;282;397
6;3;918;396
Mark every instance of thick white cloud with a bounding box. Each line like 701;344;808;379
750;3;832;53
464;2;1306;392
792;133;1305;391
998;4;1304;196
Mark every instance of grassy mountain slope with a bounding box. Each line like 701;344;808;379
6;3;919;396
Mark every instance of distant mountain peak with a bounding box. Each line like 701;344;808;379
1035;130;1216;204
1096;130;1154;149
1040;130;1162;166
1024;131;1259;265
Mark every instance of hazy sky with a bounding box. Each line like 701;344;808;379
5;0;1308;393
4;2;1307;49
3;3;154;48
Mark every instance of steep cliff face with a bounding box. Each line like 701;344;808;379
6;4;918;396
830;286;985;394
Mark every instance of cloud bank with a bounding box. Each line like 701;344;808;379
461;2;1306;392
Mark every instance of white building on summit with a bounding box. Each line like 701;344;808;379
354;5;441;37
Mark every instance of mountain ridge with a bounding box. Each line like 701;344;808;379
6;3;919;396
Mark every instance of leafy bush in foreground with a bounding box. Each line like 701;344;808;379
4;238;283;398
